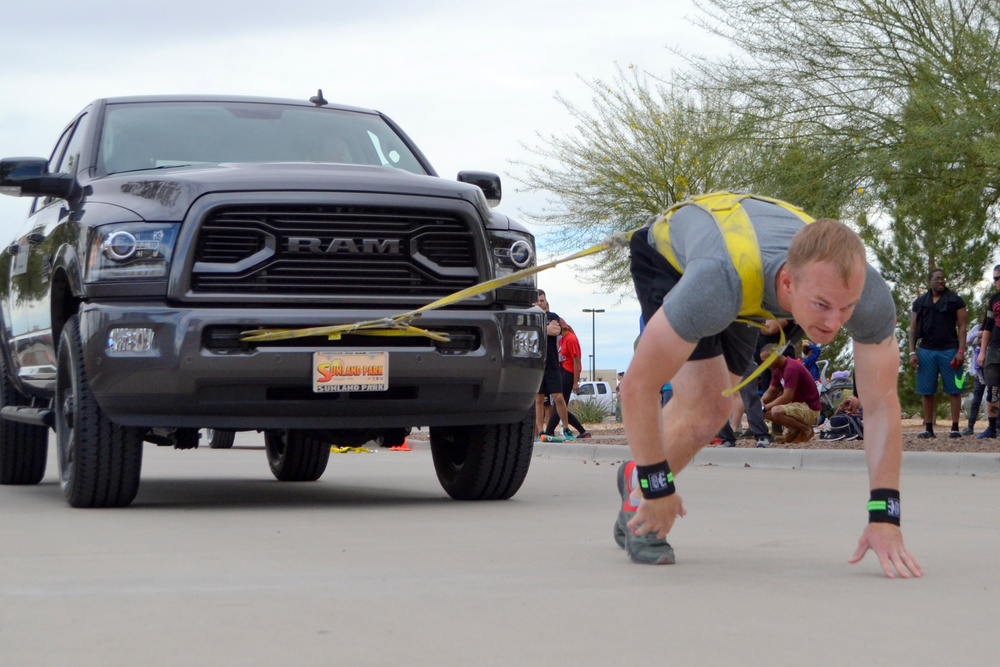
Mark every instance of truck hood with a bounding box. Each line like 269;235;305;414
84;162;505;226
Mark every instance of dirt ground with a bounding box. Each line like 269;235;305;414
581;417;1000;453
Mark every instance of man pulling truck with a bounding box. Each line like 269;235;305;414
615;192;921;578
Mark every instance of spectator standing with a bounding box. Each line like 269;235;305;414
976;265;1000;439
545;318;591;438
908;269;968;439
801;339;822;381
962;323;986;436
714;360;773;448
533;290;573;441
759;344;823;443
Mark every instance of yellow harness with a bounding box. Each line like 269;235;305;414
649;192;813;320
649;192;814;394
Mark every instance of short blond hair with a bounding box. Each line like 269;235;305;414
786;218;866;284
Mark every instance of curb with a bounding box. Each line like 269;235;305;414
528;442;1000;477
407;438;1000;476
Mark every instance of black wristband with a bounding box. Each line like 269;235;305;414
867;488;901;526
635;461;676;499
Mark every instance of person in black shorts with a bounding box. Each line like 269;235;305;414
534;290;572;441
976;265;1000;439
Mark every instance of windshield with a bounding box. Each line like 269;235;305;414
99;101;429;176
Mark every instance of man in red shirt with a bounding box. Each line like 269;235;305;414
759;344;823;443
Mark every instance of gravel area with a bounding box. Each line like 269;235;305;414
581;418;1000;453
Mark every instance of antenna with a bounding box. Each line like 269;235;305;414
309;89;329;107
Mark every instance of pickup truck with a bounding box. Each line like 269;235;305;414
0;93;545;507
570;381;615;411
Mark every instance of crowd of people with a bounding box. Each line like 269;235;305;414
908;266;999;440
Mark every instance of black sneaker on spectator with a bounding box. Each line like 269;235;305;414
949;429;961;439
755;435;772;448
960;427;975;436
917;431;935;439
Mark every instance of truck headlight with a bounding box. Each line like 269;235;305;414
86;223;179;281
490;230;536;288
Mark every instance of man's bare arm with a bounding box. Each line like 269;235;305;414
848;336;922;578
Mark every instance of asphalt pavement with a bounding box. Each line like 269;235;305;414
1;436;996;667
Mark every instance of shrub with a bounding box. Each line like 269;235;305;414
573;399;611;424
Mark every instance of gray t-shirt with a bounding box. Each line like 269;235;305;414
647;197;896;345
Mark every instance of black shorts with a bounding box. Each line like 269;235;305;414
985;347;1000;387
538;366;562;396
629;227;769;376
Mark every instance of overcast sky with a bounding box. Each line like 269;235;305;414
0;0;723;377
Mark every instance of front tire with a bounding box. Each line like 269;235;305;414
56;315;144;508
429;409;534;500
0;354;49;485
206;429;236;449
264;429;330;481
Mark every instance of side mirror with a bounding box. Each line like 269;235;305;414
0;157;76;199
457;171;501;208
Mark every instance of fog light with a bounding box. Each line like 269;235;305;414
107;328;155;353
511;330;540;357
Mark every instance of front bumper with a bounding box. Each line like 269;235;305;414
80;303;544;429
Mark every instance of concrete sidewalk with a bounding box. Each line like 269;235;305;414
411;437;1000;476
530;439;1000;476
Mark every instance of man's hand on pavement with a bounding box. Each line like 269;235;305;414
848;523;923;579
628;494;687;539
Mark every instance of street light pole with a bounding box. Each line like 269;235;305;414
582;308;605;382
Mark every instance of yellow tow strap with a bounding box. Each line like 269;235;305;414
238;192;811;397
239;234;625;343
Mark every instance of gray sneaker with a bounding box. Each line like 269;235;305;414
614;461;676;564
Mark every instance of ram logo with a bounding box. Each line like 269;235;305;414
286;237;402;254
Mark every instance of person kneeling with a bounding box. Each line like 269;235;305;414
760;344;822;443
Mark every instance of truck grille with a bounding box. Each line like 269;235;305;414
191;204;480;298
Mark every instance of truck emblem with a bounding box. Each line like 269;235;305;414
286;237;402;254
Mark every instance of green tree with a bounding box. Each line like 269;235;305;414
688;0;1000;300
515;65;764;292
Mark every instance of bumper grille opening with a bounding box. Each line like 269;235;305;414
203;326;481;353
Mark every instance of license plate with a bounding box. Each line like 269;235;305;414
313;351;388;393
